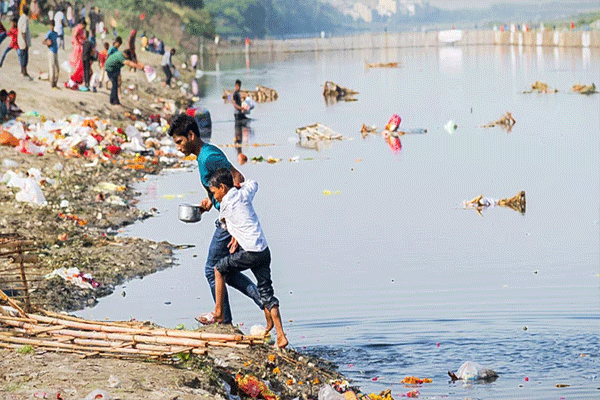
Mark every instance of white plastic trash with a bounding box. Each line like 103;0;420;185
444;120;457;134
2;159;18;168
15;177;46;205
318;385;345;400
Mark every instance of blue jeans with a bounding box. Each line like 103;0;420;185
107;69;120;104
0;45;14;67
17;48;28;68
0;32;6;47
205;219;262;324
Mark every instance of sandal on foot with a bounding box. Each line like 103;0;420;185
195;312;216;325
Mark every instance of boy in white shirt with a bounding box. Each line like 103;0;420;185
206;168;288;348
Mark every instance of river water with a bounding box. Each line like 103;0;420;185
76;44;600;399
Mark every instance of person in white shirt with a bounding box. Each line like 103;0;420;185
54;8;65;50
206;168;288;349
17;4;31;78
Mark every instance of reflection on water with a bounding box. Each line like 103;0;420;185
77;45;599;399
438;46;462;74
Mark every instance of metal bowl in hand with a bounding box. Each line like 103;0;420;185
178;203;203;223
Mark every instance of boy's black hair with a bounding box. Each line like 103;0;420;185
0;90;7;101
103;42;109;49
209;168;234;189
235;79;241;86
168;113;200;139
114;36;122;45
123;49;132;59
8;90;16;96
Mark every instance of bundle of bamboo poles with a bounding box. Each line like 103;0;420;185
0;298;264;361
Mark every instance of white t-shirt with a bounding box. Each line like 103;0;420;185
219;180;268;252
54;11;65;35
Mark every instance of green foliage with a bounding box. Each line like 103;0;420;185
17;345;34;355
205;0;351;38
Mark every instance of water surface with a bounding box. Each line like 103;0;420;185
77;44;600;399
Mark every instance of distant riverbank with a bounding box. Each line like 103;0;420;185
203;29;600;55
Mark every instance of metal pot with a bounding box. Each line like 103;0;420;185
178;203;203;223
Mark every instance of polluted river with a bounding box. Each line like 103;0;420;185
75;45;600;399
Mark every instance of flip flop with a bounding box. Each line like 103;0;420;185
195;312;216;325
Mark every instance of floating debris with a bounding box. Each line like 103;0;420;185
571;82;597;94
365;61;399;69
523;81;558;93
462;191;526;215
222;85;278;103
481;111;516;133
448;361;499;382
322;81;358;104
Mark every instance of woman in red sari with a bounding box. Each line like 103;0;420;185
69;20;86;83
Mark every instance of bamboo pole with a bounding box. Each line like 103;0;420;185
0;291;27;319
0;335;174;357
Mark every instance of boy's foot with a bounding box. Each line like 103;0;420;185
276;336;289;349
263;308;274;333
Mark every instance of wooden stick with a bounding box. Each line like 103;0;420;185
0;292;27;319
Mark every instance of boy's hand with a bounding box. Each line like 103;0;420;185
227;237;238;254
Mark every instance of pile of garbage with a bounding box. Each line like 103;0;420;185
0;114;180;161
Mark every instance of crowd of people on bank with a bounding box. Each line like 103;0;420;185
0;1;183;107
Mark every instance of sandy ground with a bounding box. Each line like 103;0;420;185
0;26;179;122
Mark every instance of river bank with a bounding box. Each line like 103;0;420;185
0;29;354;400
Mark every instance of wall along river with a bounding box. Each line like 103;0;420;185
76;44;600;399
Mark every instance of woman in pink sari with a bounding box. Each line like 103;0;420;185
69;20;86;83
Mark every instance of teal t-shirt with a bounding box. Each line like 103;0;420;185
197;143;232;210
104;51;125;73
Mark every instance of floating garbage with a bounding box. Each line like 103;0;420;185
462;191;526;215
571;82;597;94
523;81;558;93
365;61;399;68
222;85;278;103
322;81;358;104
481;111;516;133
444;120;457;134
448;361;499;381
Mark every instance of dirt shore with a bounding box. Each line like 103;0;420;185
0;24;352;400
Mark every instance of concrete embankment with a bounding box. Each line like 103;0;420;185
206;30;600;55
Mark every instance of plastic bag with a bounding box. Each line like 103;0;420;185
385;114;402;131
318;385;345;400
450;361;498;381
15;177;46;205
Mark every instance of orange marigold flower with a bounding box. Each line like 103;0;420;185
273;367;280;374
268;354;276;362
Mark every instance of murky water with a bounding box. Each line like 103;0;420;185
76;44;600;399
